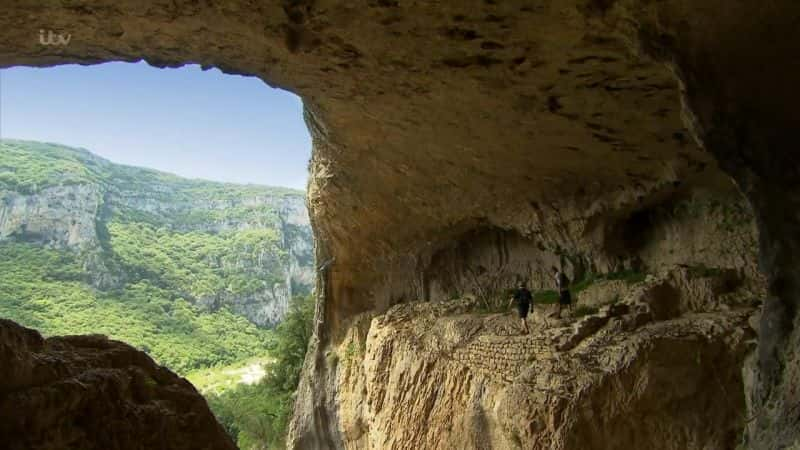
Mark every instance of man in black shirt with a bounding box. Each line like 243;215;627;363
508;282;532;334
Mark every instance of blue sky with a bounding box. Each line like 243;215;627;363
0;61;311;190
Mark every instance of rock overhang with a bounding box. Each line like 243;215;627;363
0;1;721;324
2;2;800;448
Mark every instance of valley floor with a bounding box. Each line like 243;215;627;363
188;354;273;395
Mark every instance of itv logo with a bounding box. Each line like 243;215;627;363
38;29;71;46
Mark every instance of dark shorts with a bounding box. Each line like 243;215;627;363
559;290;572;305
516;302;530;319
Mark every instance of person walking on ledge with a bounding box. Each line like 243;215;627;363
552;266;572;318
508;282;532;334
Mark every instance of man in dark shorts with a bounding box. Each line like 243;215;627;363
507;282;532;334
552;266;572;318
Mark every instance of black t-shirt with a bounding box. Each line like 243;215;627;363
556;272;570;292
513;288;532;307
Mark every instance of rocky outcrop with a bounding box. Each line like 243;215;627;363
179;194;315;325
329;271;755;450
0;318;236;450
418;188;763;305
0;1;798;448
290;188;765;449
0;184;103;247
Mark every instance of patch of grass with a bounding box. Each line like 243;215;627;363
571;274;600;294
604;270;647;285
686;264;724;279
344;340;361;363
533;290;559;304
571;270;646;296
572;306;599;318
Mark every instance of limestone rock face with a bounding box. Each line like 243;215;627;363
290;194;765;449
0;319;236;450
0;184;102;247
331;287;753;450
184;194;315;326
0;1;799;448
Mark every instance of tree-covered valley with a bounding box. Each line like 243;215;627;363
0;139;316;447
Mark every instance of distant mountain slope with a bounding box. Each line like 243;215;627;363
0;139;315;373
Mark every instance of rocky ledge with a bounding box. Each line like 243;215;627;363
328;268;757;450
0;319;235;450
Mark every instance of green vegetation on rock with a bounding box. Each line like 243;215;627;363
533;290;560;304
0;241;273;374
0;139;314;375
108;222;287;300
0;139;299;199
572;305;599;318
571;269;647;294
0;141;100;193
473;269;647;314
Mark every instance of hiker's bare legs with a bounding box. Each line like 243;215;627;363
521;318;529;334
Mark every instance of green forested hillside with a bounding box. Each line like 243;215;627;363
0;139;300;199
0;242;272;373
0;139;313;375
107;222;287;301
0;140;101;193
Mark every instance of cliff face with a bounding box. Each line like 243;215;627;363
292;190;765;450
0;318;236;450
334;296;752;450
0;140;313;326
0;1;799;449
0;183;102;247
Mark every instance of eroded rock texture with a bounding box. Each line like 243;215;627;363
332;292;753;450
0;319;235;450
312;216;765;450
0;1;798;449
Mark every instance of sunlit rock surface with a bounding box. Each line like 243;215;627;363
333;292;753;450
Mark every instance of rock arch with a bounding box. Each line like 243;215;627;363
2;1;799;448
